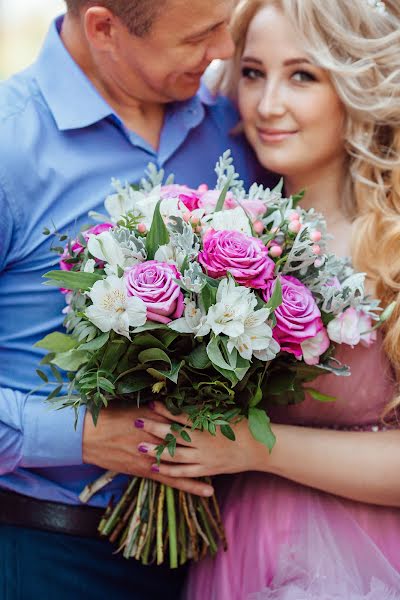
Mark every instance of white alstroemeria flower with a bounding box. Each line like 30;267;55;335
154;242;186;269
227;307;278;361
205;206;252;235
197;278;255;338
85;276;147;339
83;259;96;273
169;299;205;333
87;231;125;269
105;184;163;225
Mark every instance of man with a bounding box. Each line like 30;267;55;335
0;1;266;597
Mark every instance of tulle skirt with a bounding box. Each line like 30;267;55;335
186;473;400;600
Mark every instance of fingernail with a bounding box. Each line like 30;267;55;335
204;488;214;497
151;464;160;473
134;419;144;429
138;444;149;454
148;401;156;410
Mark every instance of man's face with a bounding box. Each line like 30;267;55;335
110;0;235;102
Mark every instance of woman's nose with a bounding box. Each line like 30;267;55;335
257;82;287;119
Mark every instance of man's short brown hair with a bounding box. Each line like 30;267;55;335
65;0;167;36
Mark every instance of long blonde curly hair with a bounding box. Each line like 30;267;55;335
221;0;400;418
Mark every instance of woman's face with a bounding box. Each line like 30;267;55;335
238;4;346;180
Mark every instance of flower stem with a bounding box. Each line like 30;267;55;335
157;484;165;565
166;486;178;569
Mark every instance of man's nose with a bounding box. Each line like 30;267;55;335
206;26;235;62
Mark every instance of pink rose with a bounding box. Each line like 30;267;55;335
124;261;184;324
263;275;323;358
327;307;377;348
199;229;275;289
60;222;113;271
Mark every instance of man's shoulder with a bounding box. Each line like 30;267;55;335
0;67;46;127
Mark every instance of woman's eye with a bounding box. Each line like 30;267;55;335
241;67;264;81
291;70;316;83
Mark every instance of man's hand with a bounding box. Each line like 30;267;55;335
82;404;214;497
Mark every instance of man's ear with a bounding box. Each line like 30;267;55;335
83;7;121;54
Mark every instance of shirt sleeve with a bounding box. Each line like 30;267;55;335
0;387;85;474
0;183;86;473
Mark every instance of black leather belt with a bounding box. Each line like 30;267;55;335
0;489;105;538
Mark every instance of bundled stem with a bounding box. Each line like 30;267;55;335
91;474;226;568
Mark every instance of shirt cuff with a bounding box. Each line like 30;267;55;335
21;396;86;468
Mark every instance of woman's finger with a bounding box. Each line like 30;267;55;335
135;417;193;446
150;462;206;478
136;442;199;463
151;401;192;426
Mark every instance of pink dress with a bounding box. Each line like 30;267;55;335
187;341;400;599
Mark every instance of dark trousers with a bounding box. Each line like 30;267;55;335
0;525;187;600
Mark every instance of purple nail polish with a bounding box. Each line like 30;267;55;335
148;401;156;410
134;419;144;429
138;444;149;454
151;464;160;473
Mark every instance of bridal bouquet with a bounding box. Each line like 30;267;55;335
36;151;388;567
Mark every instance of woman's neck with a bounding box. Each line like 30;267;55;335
284;157;353;257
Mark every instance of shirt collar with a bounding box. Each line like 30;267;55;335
34;17;217;132
34;17;113;131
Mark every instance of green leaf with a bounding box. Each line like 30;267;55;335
201;282;218;313
214;179;231;212
116;374;154;394
249;385;263;408
131;323;170;334
145;200;170;260
138;348;171;367
180;430;191;443
266;371;296;395
187;344;211;369
265;277;282;312
146;359;184;384
43;270;103;291
36;369;49;383
47;384;63;401
206;336;235;372
101;339;129;373
35;332;78;353
220;424;236;441
50;365;64;383
79;332;110;352
133;334;168;351
51;349;90;372
248;408;276;452
306;388;336;403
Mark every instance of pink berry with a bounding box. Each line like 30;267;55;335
288;211;300;221
190;216;200;226
312;244;321;255
197;184;208;193
195;226;203;234
310;230;322;242
183;211;191;223
253;220;264;234
314;258;324;268
269;245;283;258
288;221;302;234
137;223;147;234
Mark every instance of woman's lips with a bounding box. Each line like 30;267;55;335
257;128;298;143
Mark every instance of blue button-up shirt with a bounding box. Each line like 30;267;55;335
0;17;268;506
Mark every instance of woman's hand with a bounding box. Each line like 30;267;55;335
134;402;271;478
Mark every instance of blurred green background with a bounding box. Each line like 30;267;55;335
0;0;64;79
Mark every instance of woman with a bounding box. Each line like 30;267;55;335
137;0;400;597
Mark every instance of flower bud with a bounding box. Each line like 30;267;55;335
269;245;283;258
